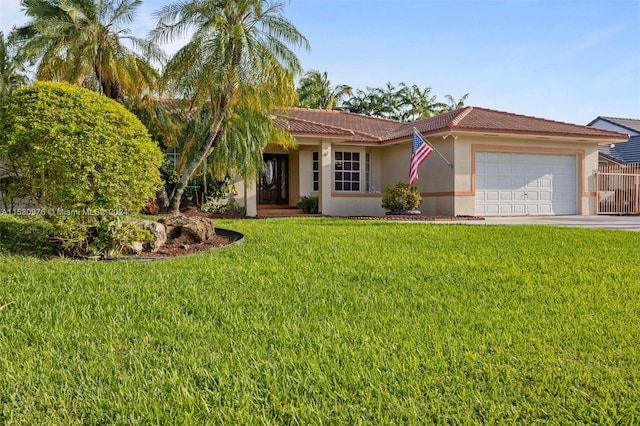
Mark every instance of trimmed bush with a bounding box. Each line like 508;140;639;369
0;82;164;257
0;82;163;214
381;182;422;211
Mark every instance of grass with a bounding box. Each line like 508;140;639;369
1;216;639;424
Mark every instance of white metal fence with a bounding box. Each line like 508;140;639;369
596;164;640;215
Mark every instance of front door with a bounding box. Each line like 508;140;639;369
258;154;289;205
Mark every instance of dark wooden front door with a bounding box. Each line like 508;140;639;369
258;154;288;205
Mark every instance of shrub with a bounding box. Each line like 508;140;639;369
0;82;164;257
200;177;244;214
381;182;422;211
296;195;319;214
49;214;153;258
0;214;54;256
0;82;164;214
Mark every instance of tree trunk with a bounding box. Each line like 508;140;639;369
156;185;170;213
168;121;225;214
167;48;240;215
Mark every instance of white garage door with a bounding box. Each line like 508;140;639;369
475;152;577;216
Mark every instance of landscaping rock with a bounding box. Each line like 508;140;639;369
159;215;215;245
124;241;144;255
131;219;167;252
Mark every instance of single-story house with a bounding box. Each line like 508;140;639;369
233;106;629;217
588;116;640;166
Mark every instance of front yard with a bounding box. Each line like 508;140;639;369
1;217;639;424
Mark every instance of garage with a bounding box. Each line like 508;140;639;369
475;151;577;216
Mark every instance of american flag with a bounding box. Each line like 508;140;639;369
409;130;433;184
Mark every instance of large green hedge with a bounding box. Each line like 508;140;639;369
0;82;163;214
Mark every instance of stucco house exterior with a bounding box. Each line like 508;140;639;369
588;116;640;166
234;107;628;217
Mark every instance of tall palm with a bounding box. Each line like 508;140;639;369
297;70;351;110
15;0;163;102
443;93;470;112
397;83;446;121
0;31;30;100
151;0;309;213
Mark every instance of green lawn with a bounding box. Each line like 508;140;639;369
1;217;639;424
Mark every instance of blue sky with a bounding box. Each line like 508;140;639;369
2;0;638;125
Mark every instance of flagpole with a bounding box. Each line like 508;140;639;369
413;127;454;169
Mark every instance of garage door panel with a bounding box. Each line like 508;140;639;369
512;204;526;214
500;204;514;214
526;164;539;175
539;191;552;202
475;152;577;216
499;177;514;188
539;178;552;188
528;204;542;214
485;205;499;215
500;192;513;201
486;191;499;201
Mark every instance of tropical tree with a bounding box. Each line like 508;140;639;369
397;83;445;121
14;0;163;102
151;0;309;213
0;31;30;100
341;82;470;122
297;70;352;110
443;93;470;111
342;83;407;120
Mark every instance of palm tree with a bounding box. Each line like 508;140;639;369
0;31;30;99
151;0;309;213
297;70;352;110
443;93;470;111
397;83;447;121
341;86;390;118
15;0;163;102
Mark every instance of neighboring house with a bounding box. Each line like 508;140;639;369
231;106;628;217
588;116;640;166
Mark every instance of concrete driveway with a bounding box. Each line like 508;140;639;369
465;215;640;231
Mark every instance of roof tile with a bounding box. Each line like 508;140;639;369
599;135;640;164
276;106;629;143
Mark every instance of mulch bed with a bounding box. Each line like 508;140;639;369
135;235;233;259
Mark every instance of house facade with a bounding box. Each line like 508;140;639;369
588;116;640;166
234;107;628;217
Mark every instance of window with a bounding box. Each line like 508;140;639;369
334;151;361;191
166;148;179;168
312;151;319;191
365;152;371;192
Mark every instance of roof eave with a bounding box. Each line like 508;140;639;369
288;131;352;141
447;128;630;144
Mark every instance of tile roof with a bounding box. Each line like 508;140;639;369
599;135;640;164
588;116;640;134
277;107;629;144
389;107;629;141
276;108;402;142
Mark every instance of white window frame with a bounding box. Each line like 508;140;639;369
333;150;362;192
